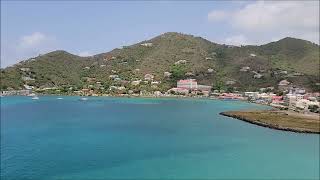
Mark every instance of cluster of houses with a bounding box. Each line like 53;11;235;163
2;69;319;114
213;88;320;113
1;89;32;96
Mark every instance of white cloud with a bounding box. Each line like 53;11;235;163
208;10;229;22
208;1;319;44
19;32;48;48
225;35;251;46
78;51;92;57
16;32;57;57
231;1;319;33
1;32;58;67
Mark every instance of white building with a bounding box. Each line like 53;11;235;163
164;72;172;77
140;43;153;47
131;80;141;86
174;60;187;65
177;79;197;90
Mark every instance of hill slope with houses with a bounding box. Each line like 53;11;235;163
1;32;319;94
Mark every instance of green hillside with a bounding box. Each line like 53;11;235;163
1;32;319;92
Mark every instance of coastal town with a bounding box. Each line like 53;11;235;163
2;77;319;114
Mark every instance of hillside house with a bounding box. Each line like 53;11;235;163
226;80;236;85
254;73;263;79
131;80;141;86
22;76;35;81
278;79;290;86
109;75;119;79
244;92;259;100
20;68;30;72
164;72;172;77
207;68;214;73
279;70;288;75
289;87;306;95
177;79;197;90
240;66;250;72
23;84;33;90
174;60;187;65
140;43;153;47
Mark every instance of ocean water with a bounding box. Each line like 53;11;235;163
1;96;319;179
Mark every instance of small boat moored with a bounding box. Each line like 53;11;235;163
79;97;88;101
32;96;39;100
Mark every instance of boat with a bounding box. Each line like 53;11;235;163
32;96;39;100
79;97;88;101
57;97;63;100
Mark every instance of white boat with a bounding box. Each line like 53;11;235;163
32;96;39;100
80;97;88;101
57;97;63;100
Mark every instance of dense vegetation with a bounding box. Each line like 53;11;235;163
1;32;319;92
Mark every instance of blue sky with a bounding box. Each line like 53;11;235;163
1;1;319;67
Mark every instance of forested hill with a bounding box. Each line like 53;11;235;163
1;32;319;92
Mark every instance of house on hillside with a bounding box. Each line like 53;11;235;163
177;79;197;90
22;76;35;81
278;79;291;86
174;60;187;65
279;70;288;75
164;72;172;77
109;75;119;79
141;43;153;47
254;73;263;79
20;68;30;72
226;80;236;85
131;80;141;86
240;66;250;72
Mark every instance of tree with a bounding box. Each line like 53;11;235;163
215;47;226;59
213;71;225;91
308;105;319;113
171;64;186;80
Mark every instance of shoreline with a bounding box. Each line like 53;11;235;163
3;95;319;134
220;110;320;134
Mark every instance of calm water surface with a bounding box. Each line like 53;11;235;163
1;96;319;179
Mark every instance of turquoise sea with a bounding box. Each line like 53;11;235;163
1;96;319;179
